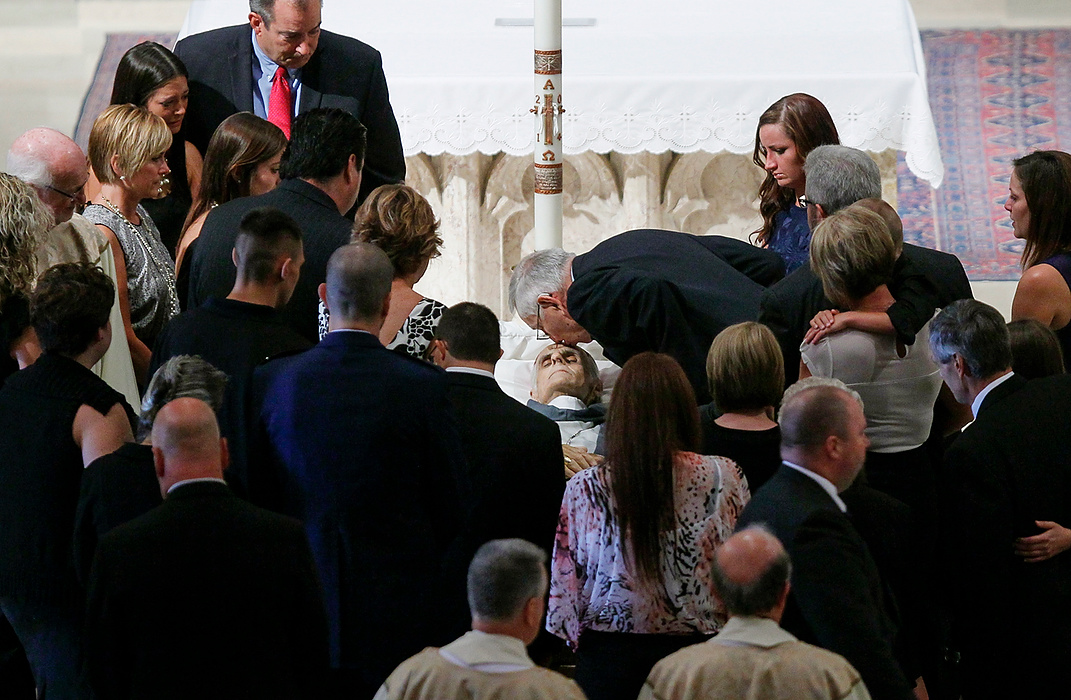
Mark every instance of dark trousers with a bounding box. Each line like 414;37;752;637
575;629;709;700
0;598;92;700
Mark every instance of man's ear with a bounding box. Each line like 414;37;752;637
952;353;971;379
428;339;447;367
231;248;239;269
536;293;561;311
814;203;827;221
279;256;295;282
219;437;230;473
522;595;543;628
380;290;392;320
153;446;165;480
318;282;329;311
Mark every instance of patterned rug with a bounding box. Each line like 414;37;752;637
73;32;177;150
898;29;1071;280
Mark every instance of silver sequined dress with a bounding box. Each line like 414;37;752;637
83;203;179;345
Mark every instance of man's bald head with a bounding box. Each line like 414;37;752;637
151;398;226;495
323;242;393;327
7;128;89;224
854;198;903;255
711;526;791;618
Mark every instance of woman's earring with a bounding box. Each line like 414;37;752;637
119;175;126;182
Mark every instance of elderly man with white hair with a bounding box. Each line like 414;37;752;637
7;127;138;406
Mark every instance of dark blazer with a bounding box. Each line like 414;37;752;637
737;465;914;700
759;242;972;385
174;24;405;201
150;297;312;489
84;481;328;700
942;373;1071;698
444;370;564;558
249;331;470;695
186;180;350;342
568;229;784;404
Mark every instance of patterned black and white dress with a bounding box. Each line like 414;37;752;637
547;452;750;646
317;296;446;360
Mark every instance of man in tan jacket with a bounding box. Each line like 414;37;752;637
374;539;585;700
640;526;870;700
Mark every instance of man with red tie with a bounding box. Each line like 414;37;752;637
175;0;405;204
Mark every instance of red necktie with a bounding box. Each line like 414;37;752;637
268;66;292;139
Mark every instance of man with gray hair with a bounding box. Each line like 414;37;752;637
174;0;404;203
250;242;470;698
509;229;785;404
374;539;585;700
641;526;871;700
7;127;139;407
736;377;915;700
932;299;1071;698
759;145;971;384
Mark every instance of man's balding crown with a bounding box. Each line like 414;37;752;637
7;128;85;187
717;526;787;587
325;242;393;322
151;397;221;460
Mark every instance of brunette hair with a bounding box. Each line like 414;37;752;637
751;93;839;246
706;322;784;413
110;41;188;108
1013;151;1071;269
88;104;171;185
182;113;287;234
1007;319;1065;379
351;184;442;278
605;352;700;592
31;263;114;356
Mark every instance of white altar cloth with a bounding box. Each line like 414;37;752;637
179;0;943;186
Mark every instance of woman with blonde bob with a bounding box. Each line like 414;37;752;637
801;204;943;500
84;104;179;383
317;184;447;359
701;321;784;490
0;173;53;380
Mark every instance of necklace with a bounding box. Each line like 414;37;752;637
98;195;180;318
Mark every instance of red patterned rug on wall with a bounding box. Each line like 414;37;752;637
898;29;1071;281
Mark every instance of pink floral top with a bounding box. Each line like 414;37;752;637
546;452;750;647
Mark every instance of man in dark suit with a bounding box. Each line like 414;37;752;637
507;230;784;404
174;0;404;202
187;108;363;342
736;378;915;700
428;302;564;558
152;208;311;489
930;300;1071;698
249;242;469;697
84;397;328;699
759;146;972;384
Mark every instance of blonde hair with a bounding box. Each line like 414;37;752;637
706;322;784;413
88;104;172;185
0;173;51;304
810;204;897;308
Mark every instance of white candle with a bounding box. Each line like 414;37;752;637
533;0;563;250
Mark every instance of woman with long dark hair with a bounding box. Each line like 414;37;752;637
108;41;203;256
1008;150;1071;369
547;352;749;700
175;113;287;274
752;93;840;273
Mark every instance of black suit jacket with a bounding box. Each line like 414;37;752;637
568;229;784;404
84;481;328;700
444;371;564;558
174;24;405;201
759;242;972;384
942;373;1071;698
249;331;470;695
737;465;913;700
187;179;350;342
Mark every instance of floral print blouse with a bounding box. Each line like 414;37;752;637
547;452;750;647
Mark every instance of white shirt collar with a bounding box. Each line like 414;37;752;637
970;371;1015;419
547;395;587;410
438;630;533;673
167;477;227;495
782;461;847;512
445;366;496;380
712;616;798;649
